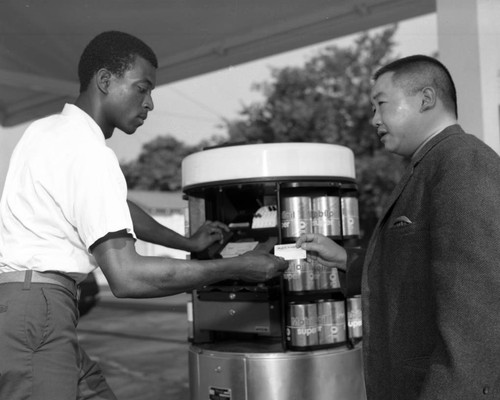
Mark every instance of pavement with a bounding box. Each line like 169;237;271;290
77;287;192;400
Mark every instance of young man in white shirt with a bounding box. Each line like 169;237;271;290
0;31;287;400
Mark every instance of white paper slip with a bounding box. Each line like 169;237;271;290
274;243;307;260
220;241;259;258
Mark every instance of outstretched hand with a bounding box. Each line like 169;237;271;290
295;233;347;271
237;250;288;282
189;220;230;252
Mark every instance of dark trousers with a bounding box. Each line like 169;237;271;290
0;278;116;400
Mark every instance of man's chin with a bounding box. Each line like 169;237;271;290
380;136;390;148
122;127;138;135
381;138;397;154
384;143;407;157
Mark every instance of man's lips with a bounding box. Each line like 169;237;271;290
377;129;388;139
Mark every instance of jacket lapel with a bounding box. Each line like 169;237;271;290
363;164;413;263
363;124;463;267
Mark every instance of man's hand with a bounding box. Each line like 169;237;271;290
295;233;347;271
235;251;288;282
189;220;230;252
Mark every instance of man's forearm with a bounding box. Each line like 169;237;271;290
92;236;287;298
127;200;192;250
107;254;240;298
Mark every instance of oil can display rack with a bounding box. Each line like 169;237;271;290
185;177;361;352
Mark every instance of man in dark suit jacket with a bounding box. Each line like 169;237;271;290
297;55;500;399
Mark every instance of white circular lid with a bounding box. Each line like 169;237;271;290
182;143;355;189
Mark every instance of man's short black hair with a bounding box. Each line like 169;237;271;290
374;55;458;118
78;31;158;93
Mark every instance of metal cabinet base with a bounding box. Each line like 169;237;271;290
188;342;366;400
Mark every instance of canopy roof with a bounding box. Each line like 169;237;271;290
0;0;434;127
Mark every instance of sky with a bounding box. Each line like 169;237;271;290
106;13;438;163
0;13;437;193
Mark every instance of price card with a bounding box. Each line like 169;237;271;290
274;243;306;260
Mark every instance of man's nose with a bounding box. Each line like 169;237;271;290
144;94;154;111
371;110;380;127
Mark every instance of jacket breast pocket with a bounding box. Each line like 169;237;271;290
380;222;430;283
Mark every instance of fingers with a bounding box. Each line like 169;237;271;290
200;221;229;244
274;255;288;270
212;221;230;232
300;241;323;253
306;253;318;262
295;233;317;247
265;256;289;280
272;254;289;270
205;220;230;232
239;252;288;282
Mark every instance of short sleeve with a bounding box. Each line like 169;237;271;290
66;145;136;252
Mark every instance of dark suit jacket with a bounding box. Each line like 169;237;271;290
360;125;500;399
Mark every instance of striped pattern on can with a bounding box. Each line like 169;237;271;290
312;196;341;237
286;302;319;347
283;259;315;292
341;196;360;237
280;196;312;240
284;260;341;293
317;300;346;345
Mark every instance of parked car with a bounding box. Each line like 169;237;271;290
77;272;100;317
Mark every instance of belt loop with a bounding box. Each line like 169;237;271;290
23;270;33;290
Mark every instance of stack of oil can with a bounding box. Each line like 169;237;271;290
280;190;362;350
286;295;362;350
280;191;360;241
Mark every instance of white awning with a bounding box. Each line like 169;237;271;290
0;0;435;127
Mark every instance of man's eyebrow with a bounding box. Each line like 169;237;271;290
140;78;155;89
372;92;383;101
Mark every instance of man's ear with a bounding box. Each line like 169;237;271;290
420;87;437;112
96;69;112;94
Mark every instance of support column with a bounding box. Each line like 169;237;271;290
436;0;500;153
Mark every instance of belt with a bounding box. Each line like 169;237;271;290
0;270;77;296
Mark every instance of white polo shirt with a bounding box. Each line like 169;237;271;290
0;104;136;282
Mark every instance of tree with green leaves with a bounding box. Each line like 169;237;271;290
225;25;407;241
122;136;201;191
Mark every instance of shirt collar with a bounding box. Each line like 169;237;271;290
411;127;446;160
61;104;106;145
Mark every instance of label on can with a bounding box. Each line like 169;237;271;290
313;262;340;291
341;196;360;237
347;296;363;339
286;302;319;347
283;259;315;292
317;300;346;345
312;196;341;237
281;196;312;239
